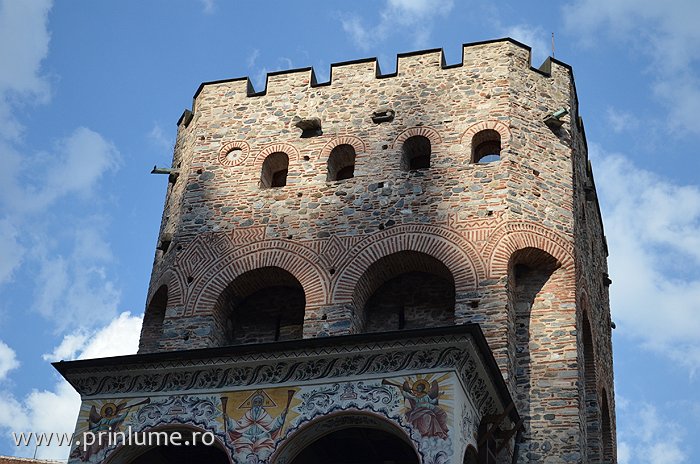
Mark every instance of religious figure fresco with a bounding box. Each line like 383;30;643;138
222;389;297;463
383;376;450;438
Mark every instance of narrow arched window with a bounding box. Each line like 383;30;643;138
327;144;356;181
261;152;289;188
472;129;501;163
401;135;431;171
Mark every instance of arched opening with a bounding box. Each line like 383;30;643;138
471;129;501;163
601;390;614;462
261;152;289;188
327;144;356;181
463;445;479;464
290;427;418;464
401;135;431;171
273;413;418;464
131;442;229;464
105;427;230;464
508;248;561;434
214;267;305;345
353;251;455;332
583;311;602;461
139;285;167;353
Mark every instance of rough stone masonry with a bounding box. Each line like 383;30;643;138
138;38;617;463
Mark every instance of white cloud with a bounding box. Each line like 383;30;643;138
0;127;120;214
0;0;52;142
503;24;550;67
199;0;215;14
606;107;640;133
32;220;121;331
0;341;19;380
0;219;24;285
246;49;260;69
0;0;122;337
564;0;700;134
592;145;700;372
0;312;142;459
43;311;142;362
340;0;454;51
148;121;173;154
617;400;687;464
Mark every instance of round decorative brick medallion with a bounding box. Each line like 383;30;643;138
218;141;250;166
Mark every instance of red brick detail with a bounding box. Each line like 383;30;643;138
460;120;511;147
253;143;300;168
218;140;250;167
231;226;267;244
332;225;484;303
148;269;185;309
484;221;574;278
175;232;236;282
391;126;442;149
187;239;329;315
319;135;367;160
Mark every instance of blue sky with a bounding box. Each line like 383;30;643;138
0;1;698;462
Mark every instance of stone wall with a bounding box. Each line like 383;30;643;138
138;39;616;463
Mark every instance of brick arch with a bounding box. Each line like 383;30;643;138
484;222;574;278
460;120;511;147
391;126;442;149
332;225;484;303
319;135;367;159
147;268;185;308
188;241;329;315
253;143;301;169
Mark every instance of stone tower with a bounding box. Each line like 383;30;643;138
56;38;616;464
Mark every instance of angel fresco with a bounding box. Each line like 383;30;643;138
70;398;150;462
383;378;449;439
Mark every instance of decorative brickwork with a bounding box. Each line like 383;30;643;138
93;38;615;463
319;135;366;160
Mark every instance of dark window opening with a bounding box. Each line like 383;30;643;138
336;165;355;180
401;135;431;171
355;251;455;333
271;168;288;187
327;144;356;181
215;267;305;346
472;129;501;163
261;152;289;188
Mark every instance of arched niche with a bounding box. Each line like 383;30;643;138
214;266;306;345
139;285;167;353
353;251;455;332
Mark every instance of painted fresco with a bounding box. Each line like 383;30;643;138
222;388;300;462
68;372;466;464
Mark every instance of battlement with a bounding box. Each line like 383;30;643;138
185;38;573;120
